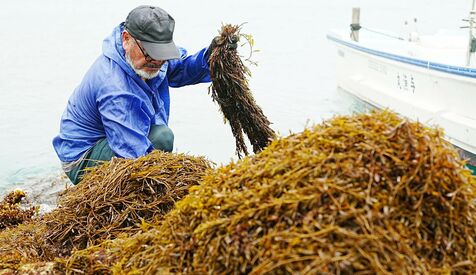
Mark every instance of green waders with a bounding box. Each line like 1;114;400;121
467;164;476;175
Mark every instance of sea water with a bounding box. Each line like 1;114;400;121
0;0;471;199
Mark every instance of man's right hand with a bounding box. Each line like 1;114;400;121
207;35;239;60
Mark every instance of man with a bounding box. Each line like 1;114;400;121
53;5;236;184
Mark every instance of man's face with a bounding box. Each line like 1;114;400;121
122;31;165;79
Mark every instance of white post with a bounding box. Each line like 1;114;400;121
351;8;360;42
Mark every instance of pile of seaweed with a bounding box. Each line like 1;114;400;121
209;24;276;157
0;189;37;230
63;110;476;274
0;150;211;270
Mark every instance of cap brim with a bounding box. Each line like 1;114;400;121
141;40;180;60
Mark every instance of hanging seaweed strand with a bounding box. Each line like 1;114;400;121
209;24;276;158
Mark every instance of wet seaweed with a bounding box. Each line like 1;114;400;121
43;150;212;256
0;222;57;270
209;24;276;158
0;190;37;230
63;110;476;274
0;150;211;271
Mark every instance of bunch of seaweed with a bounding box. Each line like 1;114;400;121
64;110;476;274
43;150;211;256
0;189;37;230
0;150;211;270
209;24;276;157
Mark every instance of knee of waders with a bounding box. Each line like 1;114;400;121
149;125;174;152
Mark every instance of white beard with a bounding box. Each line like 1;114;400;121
125;52;160;80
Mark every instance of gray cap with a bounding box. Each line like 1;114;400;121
125;5;180;60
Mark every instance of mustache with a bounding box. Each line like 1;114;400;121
143;62;164;69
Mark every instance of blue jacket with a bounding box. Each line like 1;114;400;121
53;23;211;162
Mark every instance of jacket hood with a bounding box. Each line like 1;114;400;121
102;23;173;90
102;23;142;81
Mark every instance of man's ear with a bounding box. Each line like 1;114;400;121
122;31;131;51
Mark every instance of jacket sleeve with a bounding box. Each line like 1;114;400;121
166;47;211;87
97;92;153;159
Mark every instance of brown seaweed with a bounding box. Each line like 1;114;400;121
0;222;58;270
0;190;37;230
43;150;212;256
209;24;276;158
0;150;211;270
63;110;476;274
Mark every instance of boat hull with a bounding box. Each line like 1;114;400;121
328;32;476;165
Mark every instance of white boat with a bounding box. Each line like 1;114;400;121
327;5;476;171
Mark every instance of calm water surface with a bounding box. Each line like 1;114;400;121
0;0;471;195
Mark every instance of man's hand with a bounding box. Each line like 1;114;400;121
207;35;239;60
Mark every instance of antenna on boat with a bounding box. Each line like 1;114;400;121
465;0;476;66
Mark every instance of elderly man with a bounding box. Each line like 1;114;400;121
53;5;236;184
